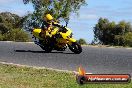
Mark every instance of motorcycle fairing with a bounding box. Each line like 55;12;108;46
32;28;43;40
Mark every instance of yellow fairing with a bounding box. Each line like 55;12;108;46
60;28;76;43
51;27;59;35
69;38;76;42
32;29;43;40
56;38;68;44
60;28;71;39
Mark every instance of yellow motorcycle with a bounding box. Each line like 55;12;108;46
32;26;82;54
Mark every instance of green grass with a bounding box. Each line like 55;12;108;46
0;63;131;88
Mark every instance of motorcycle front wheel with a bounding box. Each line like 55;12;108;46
68;42;82;54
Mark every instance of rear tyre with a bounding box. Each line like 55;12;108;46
40;45;53;53
44;46;53;53
39;39;53;53
68;42;82;54
39;41;53;53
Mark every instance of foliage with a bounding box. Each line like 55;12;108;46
123;32;132;47
0;33;4;41
0;12;31;42
23;0;86;20
22;0;87;31
78;38;87;45
0;12;22;29
4;29;31;42
0;12;22;34
0;23;10;34
93;18;132;47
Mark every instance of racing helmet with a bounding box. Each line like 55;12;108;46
44;14;53;24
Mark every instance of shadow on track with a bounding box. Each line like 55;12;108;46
14;50;75;54
15;50;45;53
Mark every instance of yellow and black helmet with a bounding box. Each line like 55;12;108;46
44;14;53;23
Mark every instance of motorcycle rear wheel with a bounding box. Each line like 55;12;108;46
39;39;53;53
40;45;53;53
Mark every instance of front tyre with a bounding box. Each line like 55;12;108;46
68;42;82;54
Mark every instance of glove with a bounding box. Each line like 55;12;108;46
60;26;67;32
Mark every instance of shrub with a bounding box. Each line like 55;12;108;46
4;29;31;42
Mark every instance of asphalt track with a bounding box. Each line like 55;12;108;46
0;41;132;75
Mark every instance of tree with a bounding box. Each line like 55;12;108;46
123;32;132;47
93;17;132;46
0;15;3;23
0;12;23;35
93;18;111;45
0;32;4;41
0;23;9;34
78;38;87;45
4;29;31;42
0;12;31;42
22;0;87;30
0;12;22;29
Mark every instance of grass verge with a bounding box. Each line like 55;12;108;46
0;63;131;88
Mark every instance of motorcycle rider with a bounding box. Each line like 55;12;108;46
40;13;62;39
40;13;68;49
